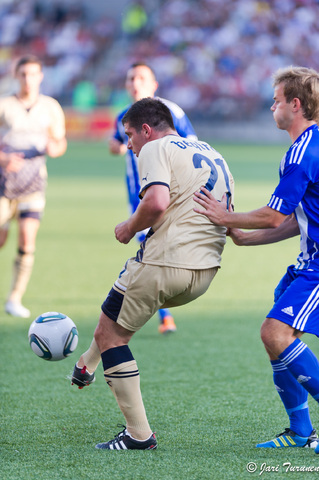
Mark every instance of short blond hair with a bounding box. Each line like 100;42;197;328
273;66;319;122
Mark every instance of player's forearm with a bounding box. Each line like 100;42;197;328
127;197;165;235
46;138;67;157
229;214;299;246
222;207;286;229
128;185;170;235
194;188;286;228
115;185;170;244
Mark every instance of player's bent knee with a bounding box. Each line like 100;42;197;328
93;323;113;352
260;317;298;354
260;317;277;347
260;320;269;346
94;312;132;352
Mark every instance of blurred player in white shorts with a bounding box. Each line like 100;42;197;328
71;97;234;450
0;55;67;318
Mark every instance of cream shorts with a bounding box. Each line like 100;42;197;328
0;191;45;229
101;257;218;332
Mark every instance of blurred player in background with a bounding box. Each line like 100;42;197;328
0;55;67;318
71;97;234;450
194;66;319;451
109;62;197;334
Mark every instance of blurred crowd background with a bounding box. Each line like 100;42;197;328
1;0;319;125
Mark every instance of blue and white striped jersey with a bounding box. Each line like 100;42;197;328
268;124;319;271
112;97;197;216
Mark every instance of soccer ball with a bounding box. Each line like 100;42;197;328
28;312;78;361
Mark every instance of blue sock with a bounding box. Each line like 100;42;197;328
158;308;171;322
271;359;313;437
279;338;319;406
101;345;134;371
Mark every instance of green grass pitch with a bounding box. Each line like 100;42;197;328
1;140;319;480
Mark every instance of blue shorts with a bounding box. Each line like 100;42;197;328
267;265;319;337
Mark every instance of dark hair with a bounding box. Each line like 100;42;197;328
15;55;43;74
273;66;319;122
122;97;175;132
128;62;156;80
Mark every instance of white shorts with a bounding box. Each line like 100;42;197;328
0;191;45;229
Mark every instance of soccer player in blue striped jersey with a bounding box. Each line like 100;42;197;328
109;63;197;334
194;66;319;451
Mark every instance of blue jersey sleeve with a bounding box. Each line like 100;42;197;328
268;126;319;215
172;113;197;139
158;97;197;139
267;124;319;271
112;107;130;144
268;162;311;215
113;117;123;143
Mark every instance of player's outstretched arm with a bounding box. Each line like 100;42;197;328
193;187;286;229
229;214;299;246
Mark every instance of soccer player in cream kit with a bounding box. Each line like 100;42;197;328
71;98;234;450
0;55;67;318
110;62;197;334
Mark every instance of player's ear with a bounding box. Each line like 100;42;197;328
142;123;152;137
292;97;301;111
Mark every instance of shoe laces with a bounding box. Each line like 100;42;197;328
107;425;127;447
276;428;292;437
276;428;317;440
113;425;127;439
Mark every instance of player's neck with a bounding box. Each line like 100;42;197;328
16;90;40;109
151;129;177;141
288;119;316;143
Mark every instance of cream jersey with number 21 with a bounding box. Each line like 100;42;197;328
137;135;234;270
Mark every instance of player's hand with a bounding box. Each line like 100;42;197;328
109;138;127;155
115;220;134;244
1;152;25;172
193;187;229;225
